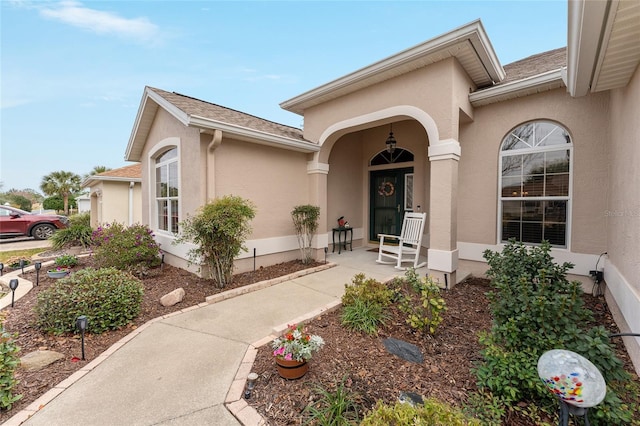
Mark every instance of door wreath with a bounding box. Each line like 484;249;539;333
378;181;395;197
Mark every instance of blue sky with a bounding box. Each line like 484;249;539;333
1;0;567;193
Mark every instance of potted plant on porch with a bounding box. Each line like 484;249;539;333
272;323;324;379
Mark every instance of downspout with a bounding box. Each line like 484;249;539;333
206;129;223;201
129;181;135;225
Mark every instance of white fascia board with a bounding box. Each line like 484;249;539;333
125;87;188;162
188;115;320;153
280;20;504;114
567;0;609;97
469;69;565;106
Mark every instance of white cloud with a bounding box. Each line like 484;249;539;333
38;1;159;43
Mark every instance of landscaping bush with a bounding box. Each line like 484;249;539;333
50;225;93;249
54;254;78;268
291;204;320;265
303;376;360;425
91;223;161;273
342;273;393;308
175;195;255;288
476;240;634;424
341;298;389;335
69;212;90;227
361;399;480;425
0;315;21;410
394;268;447;335
35;267;144;335
341;274;392;335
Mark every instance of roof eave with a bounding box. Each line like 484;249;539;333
469;69;566;106
82;176;142;188
188;115;320;153
567;0;610;97
280;20;505;115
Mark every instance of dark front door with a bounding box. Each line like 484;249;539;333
370;168;413;241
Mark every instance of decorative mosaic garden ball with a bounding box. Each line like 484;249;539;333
537;349;606;408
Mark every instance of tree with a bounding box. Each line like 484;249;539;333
291;205;320;264
40;171;81;215
83;166;112;181
175;196;256;288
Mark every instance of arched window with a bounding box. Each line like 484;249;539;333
155;147;179;233
370;148;414;166
499;121;572;247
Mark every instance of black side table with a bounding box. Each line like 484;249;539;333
332;227;353;254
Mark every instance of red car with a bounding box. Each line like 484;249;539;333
0;205;69;240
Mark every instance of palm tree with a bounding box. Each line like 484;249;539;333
83;165;112;181
40;171;82;215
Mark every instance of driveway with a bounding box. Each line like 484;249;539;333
0;237;52;252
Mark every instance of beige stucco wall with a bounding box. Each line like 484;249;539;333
88;181;141;227
606;65;640;373
214;137;310;239
458;88;610;255
302;58;472;144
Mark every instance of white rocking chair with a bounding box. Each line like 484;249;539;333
376;212;427;270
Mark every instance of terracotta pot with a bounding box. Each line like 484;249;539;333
275;358;309;380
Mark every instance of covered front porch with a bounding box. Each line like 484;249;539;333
324;246;477;288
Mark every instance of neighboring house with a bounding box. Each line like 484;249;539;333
81;164;142;228
76;195;90;213
125;1;639;371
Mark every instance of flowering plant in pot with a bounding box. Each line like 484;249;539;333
47;266;70;278
272;323;324;379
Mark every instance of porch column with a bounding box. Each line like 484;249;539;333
427;139;460;287
307;161;330;258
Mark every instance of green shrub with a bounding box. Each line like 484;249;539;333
69;212;90;227
0;315;22;410
91;223;161;272
303;376;360;425
463;391;506;426
341;299;389;335
361;399;480;425
50;224;93;249
174;195;256;288
54;254;78;268
475;240;633;424
291;205;320;265
397;269;447;334
342;273;393;308
35;267;144;335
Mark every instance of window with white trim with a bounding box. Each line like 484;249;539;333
155;148;179;233
499;121;572;247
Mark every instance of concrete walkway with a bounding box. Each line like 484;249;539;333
5;248;413;426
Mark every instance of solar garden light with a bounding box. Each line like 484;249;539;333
244;372;259;399
324;247;328;264
0;262;4;276
9;279;19;308
34;261;42;286
76;315;88;360
161;253;165;271
19;259;25;274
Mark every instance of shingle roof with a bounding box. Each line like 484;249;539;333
498;47;567;85
97;163;141;179
148;87;305;141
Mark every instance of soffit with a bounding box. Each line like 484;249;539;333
280;20;505;115
592;0;640;92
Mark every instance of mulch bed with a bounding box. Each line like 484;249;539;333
0;253;323;423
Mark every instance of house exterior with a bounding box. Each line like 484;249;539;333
81;163;142;228
125;0;639;372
